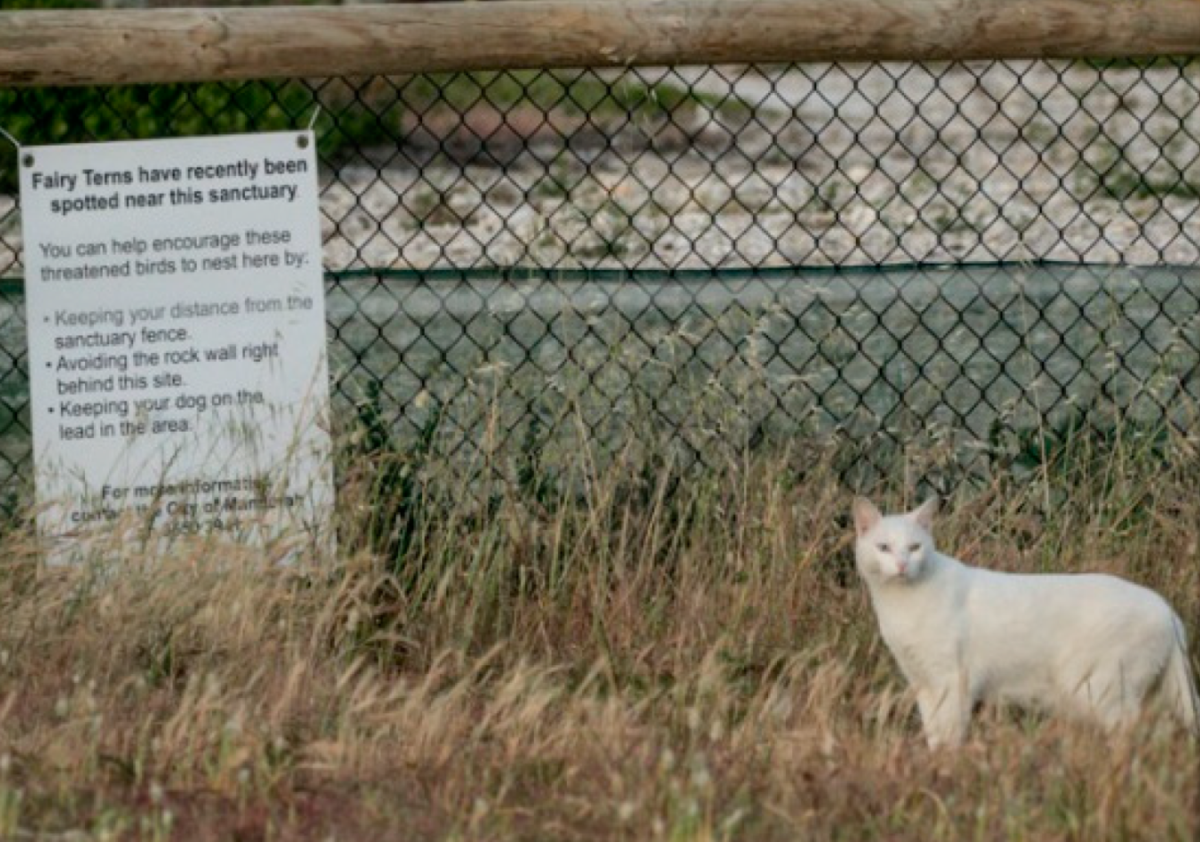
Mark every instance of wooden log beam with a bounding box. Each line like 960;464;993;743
1;0;1198;88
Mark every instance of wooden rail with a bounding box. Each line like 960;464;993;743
1;0;1199;87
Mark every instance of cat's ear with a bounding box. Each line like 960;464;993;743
910;496;939;530
852;497;881;537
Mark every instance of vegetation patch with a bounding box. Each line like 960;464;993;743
0;419;1195;840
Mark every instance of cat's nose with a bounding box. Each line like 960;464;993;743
896;559;908;574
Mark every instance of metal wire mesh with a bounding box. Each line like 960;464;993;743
1;59;1199;494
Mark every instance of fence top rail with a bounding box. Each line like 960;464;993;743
1;0;1198;87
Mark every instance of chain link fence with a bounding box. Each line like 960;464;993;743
2;58;1199;495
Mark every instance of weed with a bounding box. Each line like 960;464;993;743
0;416;1194;839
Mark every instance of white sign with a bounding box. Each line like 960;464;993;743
20;131;332;557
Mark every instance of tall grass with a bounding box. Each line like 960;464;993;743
0;418;1196;840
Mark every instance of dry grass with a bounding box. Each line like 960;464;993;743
0;427;1197;841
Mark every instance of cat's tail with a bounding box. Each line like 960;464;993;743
1164;616;1199;737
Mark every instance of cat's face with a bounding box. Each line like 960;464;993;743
852;497;938;584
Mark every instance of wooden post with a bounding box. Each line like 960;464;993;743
1;0;1198;87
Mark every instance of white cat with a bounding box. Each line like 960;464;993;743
852;496;1199;748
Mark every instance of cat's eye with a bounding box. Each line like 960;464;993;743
908;543;921;552
876;543;890;552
